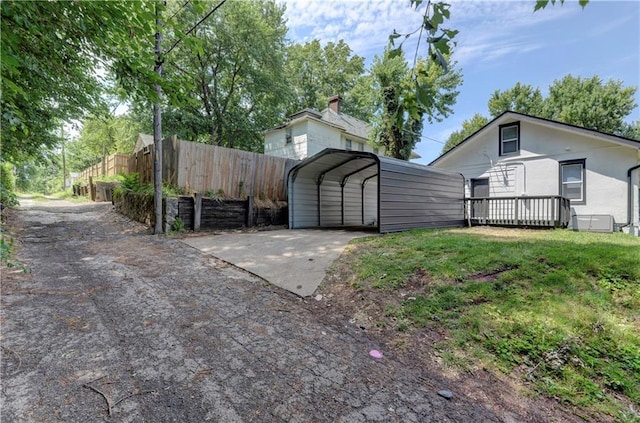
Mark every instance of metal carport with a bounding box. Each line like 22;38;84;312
287;148;465;233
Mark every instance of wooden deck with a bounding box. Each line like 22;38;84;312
465;196;571;228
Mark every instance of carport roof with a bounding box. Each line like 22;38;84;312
289;149;379;183
288;148;458;181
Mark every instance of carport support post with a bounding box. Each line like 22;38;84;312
193;193;202;232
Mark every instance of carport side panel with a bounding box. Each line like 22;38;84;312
364;177;378;226
320;181;342;227
290;175;319;229
378;165;465;233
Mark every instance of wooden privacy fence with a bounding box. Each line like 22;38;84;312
79;153;129;180
465;195;571;228
129;136;297;201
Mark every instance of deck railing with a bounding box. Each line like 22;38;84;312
465;196;571;228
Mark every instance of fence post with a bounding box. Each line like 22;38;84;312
193;193;202;232
89;176;96;202
482;198;487;225
246;195;254;228
514;197;519;226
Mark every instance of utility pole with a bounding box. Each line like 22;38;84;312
61;140;67;190
152;0;226;234
153;1;164;234
60;126;67;190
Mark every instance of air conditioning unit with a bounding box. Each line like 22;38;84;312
572;215;614;233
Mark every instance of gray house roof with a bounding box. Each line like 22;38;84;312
264;107;371;141
319;108;371;140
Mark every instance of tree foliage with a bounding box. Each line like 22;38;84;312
1;1;157;163
66;115;142;172
372;49;462;160
488;83;545;118
284;40;370;120
141;0;289;152
385;1;459;138
534;0;589;11
441;113;489;153
543;75;637;135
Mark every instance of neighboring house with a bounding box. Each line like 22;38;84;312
263;95;380;160
430;111;640;235
133;133;154;154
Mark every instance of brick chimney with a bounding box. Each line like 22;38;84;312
328;95;342;114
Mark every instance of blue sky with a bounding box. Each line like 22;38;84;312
281;0;640;164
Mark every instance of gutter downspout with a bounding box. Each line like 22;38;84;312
627;163;640;231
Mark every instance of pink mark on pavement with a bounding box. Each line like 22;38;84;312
369;349;383;359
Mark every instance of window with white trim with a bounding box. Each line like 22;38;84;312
345;139;352;150
560;159;586;203
499;122;519;155
357;142;364;151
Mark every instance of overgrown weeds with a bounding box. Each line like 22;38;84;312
0;229;28;273
113;173;187;200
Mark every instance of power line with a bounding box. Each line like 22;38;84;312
420;134;445;145
401;127;446;145
167;1;191;21
165;0;226;56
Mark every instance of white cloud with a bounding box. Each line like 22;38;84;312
281;0;579;68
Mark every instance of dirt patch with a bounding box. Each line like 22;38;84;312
466;265;518;282
306;241;608;423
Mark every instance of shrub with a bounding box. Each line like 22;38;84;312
0;162;19;207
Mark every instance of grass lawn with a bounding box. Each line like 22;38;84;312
344;227;640;421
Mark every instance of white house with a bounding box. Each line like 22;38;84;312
263;95;380;160
430;111;640;235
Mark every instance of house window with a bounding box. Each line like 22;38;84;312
285;128;292;144
345;139;352;150
499;122;519;156
471;178;489;197
560;159;586;203
357;142;364;152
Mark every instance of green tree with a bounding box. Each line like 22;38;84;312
388;0;589;140
66;115;142;172
442;113;489;153
372;49;462;160
619;120;640;140
488;83;545;118
284;40;370;120
1;1;157;163
543;75;637;135
0;162;18;207
13;154;62;194
149;0;289;151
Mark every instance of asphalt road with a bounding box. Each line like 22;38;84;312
1;199;503;422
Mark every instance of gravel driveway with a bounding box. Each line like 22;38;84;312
1;199;503;422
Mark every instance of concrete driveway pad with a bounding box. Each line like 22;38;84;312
182;229;373;296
